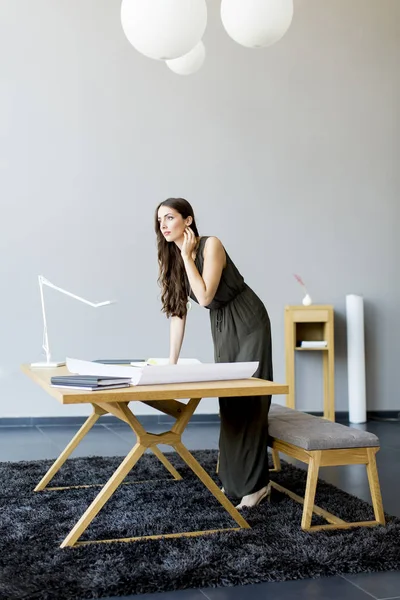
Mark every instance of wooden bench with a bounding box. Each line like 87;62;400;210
268;404;385;532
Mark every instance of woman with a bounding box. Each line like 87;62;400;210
155;198;273;508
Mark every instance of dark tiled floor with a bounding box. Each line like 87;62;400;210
1;418;399;600
202;576;386;599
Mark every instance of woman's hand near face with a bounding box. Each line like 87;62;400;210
181;227;197;261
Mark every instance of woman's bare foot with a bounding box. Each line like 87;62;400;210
236;483;271;509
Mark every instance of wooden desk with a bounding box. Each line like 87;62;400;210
21;364;288;548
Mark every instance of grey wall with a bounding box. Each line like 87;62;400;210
0;0;399;418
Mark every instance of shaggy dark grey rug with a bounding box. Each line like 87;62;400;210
1;450;399;600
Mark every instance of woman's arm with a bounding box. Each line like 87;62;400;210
182;235;226;307
169;314;187;364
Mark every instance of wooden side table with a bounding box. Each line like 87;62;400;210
284;305;335;421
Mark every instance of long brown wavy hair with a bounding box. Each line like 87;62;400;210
155;198;200;318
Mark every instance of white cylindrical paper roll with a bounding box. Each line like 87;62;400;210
346;294;367;423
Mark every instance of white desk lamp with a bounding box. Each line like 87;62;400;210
31;275;115;368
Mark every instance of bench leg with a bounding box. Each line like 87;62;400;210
301;450;321;530
366;448;385;525
270;448;281;472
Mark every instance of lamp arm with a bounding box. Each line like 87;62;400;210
37;275;115;364
39;276;113;308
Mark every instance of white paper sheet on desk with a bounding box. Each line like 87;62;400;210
131;358;201;367
66;358;259;386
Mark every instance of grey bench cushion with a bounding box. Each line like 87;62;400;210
268;404;379;451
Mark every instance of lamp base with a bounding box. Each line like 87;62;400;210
31;361;66;368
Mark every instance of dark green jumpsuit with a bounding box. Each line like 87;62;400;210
189;237;273;499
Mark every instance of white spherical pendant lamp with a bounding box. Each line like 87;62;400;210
220;0;293;49
121;0;208;60
166;41;205;75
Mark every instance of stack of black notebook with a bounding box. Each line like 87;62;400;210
50;375;132;391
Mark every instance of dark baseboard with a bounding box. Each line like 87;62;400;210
0;413;221;428
308;411;348;421
0;410;399;428
309;410;400;422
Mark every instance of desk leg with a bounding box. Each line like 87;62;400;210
151;446;182;480
173;441;250;530
60;398;250;547
60;442;146;548
171;400;249;529
34;405;107;492
95;401;182;481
